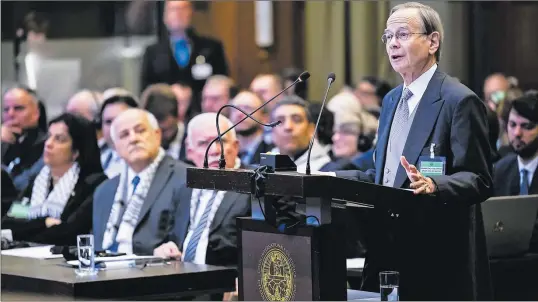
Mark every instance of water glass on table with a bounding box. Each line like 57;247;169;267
75;234;97;276
379;271;399;301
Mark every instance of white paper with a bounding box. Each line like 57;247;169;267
66;255;161;267
1;245;63;259
346;257;365;269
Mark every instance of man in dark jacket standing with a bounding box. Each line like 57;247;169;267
140;0;229;113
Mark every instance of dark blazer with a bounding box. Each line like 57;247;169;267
172;186;251;267
1;127;46;178
140;28;229;113
493;153;538;196
245;139;274;166
93;156;188;255
2;172;107;246
336;69;494;300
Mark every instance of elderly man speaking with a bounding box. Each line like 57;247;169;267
335;2;493;300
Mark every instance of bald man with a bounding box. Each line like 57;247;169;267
92;109;189;255
2;87;46;178
65;89;104;146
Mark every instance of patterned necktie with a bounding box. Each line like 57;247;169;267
183;191;218;262
174;39;190;68
520;169;529;195
388;88;414;152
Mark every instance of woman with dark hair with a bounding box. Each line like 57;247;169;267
2;113;107;245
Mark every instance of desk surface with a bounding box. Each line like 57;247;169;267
1;255;236;300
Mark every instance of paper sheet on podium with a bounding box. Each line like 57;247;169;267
346;257;365;269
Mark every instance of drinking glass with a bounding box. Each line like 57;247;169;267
75;234;97;276
379;271;399;301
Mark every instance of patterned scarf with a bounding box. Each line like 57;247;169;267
27;163;80;219
101;149;165;254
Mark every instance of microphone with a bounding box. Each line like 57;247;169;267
203;71;311;169
305;72;336;175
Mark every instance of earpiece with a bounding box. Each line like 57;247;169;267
357;117;374;152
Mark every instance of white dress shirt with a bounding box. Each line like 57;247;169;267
517;154;538;186
403;64;438;116
125;163;155;201
182;158;241;264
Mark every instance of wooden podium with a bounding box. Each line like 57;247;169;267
186;166;421;301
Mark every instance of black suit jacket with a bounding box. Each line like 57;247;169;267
172;186;251;267
336;69;493;300
493;153;538;196
2;172;107;246
140;29;229;113
1;127;46;178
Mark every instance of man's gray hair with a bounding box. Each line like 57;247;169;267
110;108;160;144
390;2;444;62
186;112;237;146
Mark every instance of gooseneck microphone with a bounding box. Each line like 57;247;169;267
205;104;281;169
305;72;336;175
203;71;311;169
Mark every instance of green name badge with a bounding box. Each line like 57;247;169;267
7;202;30;219
418;156;446;177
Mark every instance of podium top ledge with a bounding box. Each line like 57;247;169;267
186;167;428;206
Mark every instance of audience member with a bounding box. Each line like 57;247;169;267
171;81;196;124
201;75;236;115
142;84;185;160
141;0;229;113
2;113;107;246
154;113;250;268
93;109;188;255
493;94;538;252
308;102;334;148
483;73;511;112
65;89;105;147
493;94;538;196
2;87;46;179
327;91;379;137
229;91;273;166
99;94;139;178
270;96;331;172
250;74;284;110
354;76;392;118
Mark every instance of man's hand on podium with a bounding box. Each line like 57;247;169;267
400;156;437;195
153;241;182;259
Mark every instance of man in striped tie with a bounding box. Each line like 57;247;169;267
154;113;250;267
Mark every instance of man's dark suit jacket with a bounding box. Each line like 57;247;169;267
336;69;494;300
172;186;250;267
93;156;188;255
244;139;274;166
2;172;107;246
493;153;538;196
140;28;229;113
493;153;538;252
1;127;46;178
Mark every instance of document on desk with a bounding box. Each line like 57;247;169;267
66;255;163;269
347;258;366;269
1;245;63;259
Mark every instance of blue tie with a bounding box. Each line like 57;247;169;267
183;191;218;262
131;176;140;195
174;39;190;68
108;176;141;252
520;169;529;195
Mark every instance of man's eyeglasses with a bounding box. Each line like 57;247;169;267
381;31;427;44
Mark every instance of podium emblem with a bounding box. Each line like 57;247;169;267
258;243;296;301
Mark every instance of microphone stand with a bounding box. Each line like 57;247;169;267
305;73;336;175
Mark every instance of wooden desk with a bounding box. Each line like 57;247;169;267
1;255;236;300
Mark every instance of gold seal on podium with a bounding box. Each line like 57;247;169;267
257;243;296;301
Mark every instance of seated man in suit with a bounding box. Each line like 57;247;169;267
270;96;331;173
229;91;273;166
93;109;188;255
154;113;250;267
493;94;538;252
140;0;229;113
